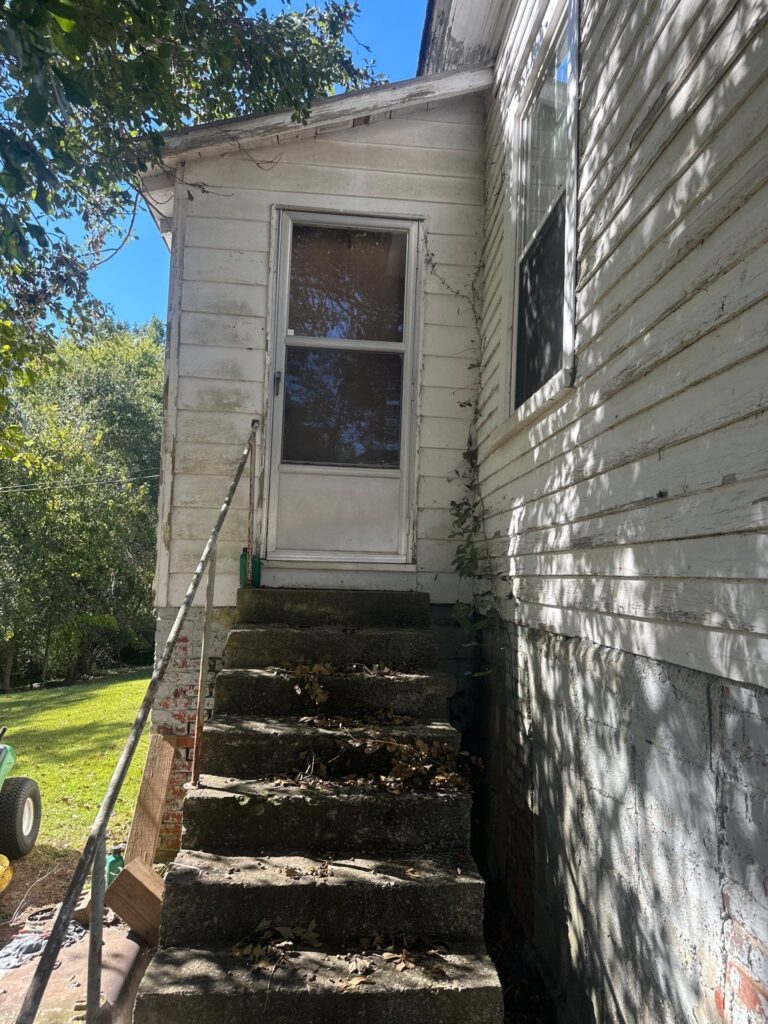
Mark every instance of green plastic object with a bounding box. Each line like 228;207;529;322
106;846;125;887
239;548;261;588
0;736;17;789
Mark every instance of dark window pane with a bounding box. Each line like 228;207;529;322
283;347;402;468
289;225;407;342
515;193;565;408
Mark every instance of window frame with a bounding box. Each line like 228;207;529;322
262;205;423;564
497;0;580;435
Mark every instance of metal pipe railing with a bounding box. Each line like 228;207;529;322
15;420;258;1024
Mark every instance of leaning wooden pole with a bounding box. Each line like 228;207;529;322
16;424;256;1024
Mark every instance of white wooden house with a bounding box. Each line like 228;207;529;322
143;0;768;1020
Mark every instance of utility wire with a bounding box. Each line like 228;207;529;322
0;473;159;495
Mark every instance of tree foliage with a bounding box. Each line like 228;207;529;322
0;0;378;415
0;320;164;687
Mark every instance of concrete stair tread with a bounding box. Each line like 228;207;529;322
215;666;455;688
200;716;459;779
235;587;431;627
213;667;455;718
204;715;459;743
183;775;472;855
193;773;468;799
223;625;437;671
136;943;503;1023
161;849;486;947
171;848;483;889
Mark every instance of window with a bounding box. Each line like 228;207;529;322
511;6;577;412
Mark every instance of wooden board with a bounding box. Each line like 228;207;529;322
104;860;164;947
125;734;176;867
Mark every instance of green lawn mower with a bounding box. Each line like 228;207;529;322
0;726;42;860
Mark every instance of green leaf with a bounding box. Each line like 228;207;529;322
52;13;76;32
21;85;50;127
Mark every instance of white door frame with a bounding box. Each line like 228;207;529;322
263;207;421;565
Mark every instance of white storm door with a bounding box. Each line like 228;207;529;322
266;211;417;562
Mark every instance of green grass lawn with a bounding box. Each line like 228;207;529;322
1;671;151;849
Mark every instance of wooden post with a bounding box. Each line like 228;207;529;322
104;860;164;947
125;734;177;866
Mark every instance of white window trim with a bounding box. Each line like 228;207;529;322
493;0;579;441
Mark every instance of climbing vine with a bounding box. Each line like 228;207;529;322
420;227;502;654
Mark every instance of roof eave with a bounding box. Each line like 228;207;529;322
156;63;493;166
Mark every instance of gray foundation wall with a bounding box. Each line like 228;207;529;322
476;621;768;1024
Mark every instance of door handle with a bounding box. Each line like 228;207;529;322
274;371;282;396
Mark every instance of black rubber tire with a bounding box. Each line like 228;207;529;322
0;776;42;859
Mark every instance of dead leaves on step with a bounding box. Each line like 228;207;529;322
231;921;452;991
286;721;472;794
281;661;403;710
337;935;451;988
231;917;322;973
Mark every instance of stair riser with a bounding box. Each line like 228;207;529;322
223;628;437;671
236;588;431;628
160;873;485;947
135;985;503;1024
200;729;459;779
213;673;452;719
183;789;472;856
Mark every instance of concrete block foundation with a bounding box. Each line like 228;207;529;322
475;621;768;1024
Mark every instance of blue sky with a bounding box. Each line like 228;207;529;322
90;0;427;327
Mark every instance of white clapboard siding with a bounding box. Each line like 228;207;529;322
178;345;266;383
177;311;267;349
477;0;768;684
184;216;270;253
155;92;485;608
479;324;768;513
174;441;264;477
176;378;264;416
176;410;260;445
506;533;768;582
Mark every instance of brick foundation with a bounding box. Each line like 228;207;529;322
151;606;234;860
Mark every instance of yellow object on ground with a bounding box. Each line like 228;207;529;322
0;853;13;893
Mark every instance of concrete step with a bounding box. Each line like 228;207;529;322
160;849;485;948
223;625;437;671
200;716;460;779
235;587;431;628
213;668;455;719
184;775;472;856
134;944;504;1024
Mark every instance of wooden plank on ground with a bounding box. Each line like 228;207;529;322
104;860;164;947
125;734;176;866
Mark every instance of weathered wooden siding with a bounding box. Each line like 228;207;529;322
478;0;768;685
156;94;485;608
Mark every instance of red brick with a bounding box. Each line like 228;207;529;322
728;959;768;1021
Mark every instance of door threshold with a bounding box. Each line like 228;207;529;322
263;559;417;572
260;562;421;593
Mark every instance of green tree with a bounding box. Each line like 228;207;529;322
0;321;163;687
0;1;378;424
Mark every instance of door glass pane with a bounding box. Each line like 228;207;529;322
283;347;403;468
520;28;569;249
288;225;407;342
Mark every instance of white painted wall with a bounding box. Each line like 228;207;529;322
154;94;486;608
478;0;768;686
